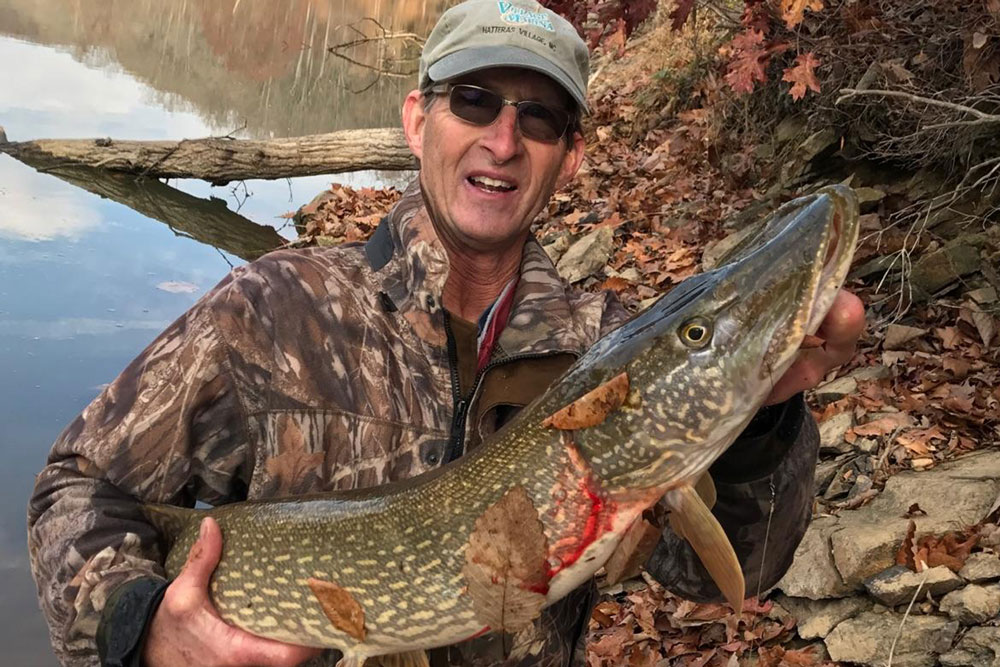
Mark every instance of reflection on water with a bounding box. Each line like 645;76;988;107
0;0;442;662
1;0;454;138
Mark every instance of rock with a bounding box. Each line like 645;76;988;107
968;286;998;304
814;456;848;496
848;365;892;383
939;584;1000;625
855;186;886;208
776;594;871;639
825;610;958;666
818;412;854;454
775;114;807;144
828;451;1000;589
778;517;854;599
856;438;879;454
883;324;928;350
851;254;900;280
864;565;963;606
700;222;759;270
541;232;572;265
797;128;838;162
812;376;858;405
618;267;641;283
555;227;613;283
910;243;981;295
960;552;1000;583
939;626;1000;666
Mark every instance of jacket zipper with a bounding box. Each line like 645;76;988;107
442;309;579;464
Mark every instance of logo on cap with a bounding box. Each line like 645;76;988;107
497;2;555;32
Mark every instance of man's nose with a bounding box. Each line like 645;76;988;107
479;105;521;162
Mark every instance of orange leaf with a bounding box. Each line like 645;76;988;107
542;372;631;430
462;486;548;632
782;52;822;101
307;578;366;640
799;333;826;349
779;0;824;29
724;30;769;94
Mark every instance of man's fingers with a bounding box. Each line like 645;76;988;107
817;290;865;348
178;517;222;590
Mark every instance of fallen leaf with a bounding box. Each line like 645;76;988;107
462;486;548;633
542;372;631;430
904;503;928;518
779;0;824;29
307;577;366;640
782;52;822;100
895;519;917;570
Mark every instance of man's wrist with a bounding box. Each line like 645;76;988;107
97;576;169;667
709;393;807;484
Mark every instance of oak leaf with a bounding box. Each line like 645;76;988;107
462;486;548;633
307;577;366;640
779;0;824;29
782;52;822;101
724;30;769;94
541;371;630;430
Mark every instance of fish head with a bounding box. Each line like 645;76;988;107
563;185;859;493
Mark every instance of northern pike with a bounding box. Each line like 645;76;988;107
146;185;859;666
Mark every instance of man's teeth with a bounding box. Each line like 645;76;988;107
469;176;516;192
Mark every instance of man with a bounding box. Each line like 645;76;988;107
28;1;865;665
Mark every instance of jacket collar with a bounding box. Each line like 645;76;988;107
366;178;592;360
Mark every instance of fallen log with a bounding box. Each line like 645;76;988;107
25;161;286;261
0;126;417;185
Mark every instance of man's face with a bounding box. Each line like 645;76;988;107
402;67;585;254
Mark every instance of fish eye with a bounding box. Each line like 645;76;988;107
679;319;712;348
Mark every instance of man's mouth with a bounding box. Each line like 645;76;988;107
468;175;517;193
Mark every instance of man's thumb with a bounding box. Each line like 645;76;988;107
179;517;223;588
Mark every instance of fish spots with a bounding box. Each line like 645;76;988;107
275;554;291;562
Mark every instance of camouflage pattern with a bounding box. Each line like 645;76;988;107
27;179;818;666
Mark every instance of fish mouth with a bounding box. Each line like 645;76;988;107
745;184;860;375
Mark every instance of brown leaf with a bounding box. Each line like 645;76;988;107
904;503;928;518
724;31;769;94
799;334;826;349
779;0;824;29
307;578;366;640
462;486;548;633
669;0;696;30
542;372;630;430
895;520;917;570
782;52;822;100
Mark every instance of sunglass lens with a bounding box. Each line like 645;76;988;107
450;85;502;125
517;103;566;142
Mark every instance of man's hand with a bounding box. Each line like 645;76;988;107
765;289;865;405
143;517;323;667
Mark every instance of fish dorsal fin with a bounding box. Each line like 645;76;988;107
665;483;744;612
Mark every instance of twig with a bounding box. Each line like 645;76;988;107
837;88;1000;123
885;567;931;667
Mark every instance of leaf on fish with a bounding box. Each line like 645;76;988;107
462;486;548;633
799;333;826;349
307;577;367;641
541;371;631;430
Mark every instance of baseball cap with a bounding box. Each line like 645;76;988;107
419;0;590;111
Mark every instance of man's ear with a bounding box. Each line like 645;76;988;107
555;130;586;191
401;90;426;160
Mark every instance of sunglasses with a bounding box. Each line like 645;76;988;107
430;83;573;144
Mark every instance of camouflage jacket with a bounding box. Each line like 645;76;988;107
28;181;819;666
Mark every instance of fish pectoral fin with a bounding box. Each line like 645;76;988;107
336;652;366;667
694;473;717;510
666;483;745;612
372;650;431;667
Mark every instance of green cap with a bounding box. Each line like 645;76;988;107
419;0;590;111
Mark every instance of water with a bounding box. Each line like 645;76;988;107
0;1;444;662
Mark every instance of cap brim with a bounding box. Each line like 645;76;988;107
427;46;588;112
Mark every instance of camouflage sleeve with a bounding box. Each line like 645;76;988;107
645;394;820;601
27;273;252;665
